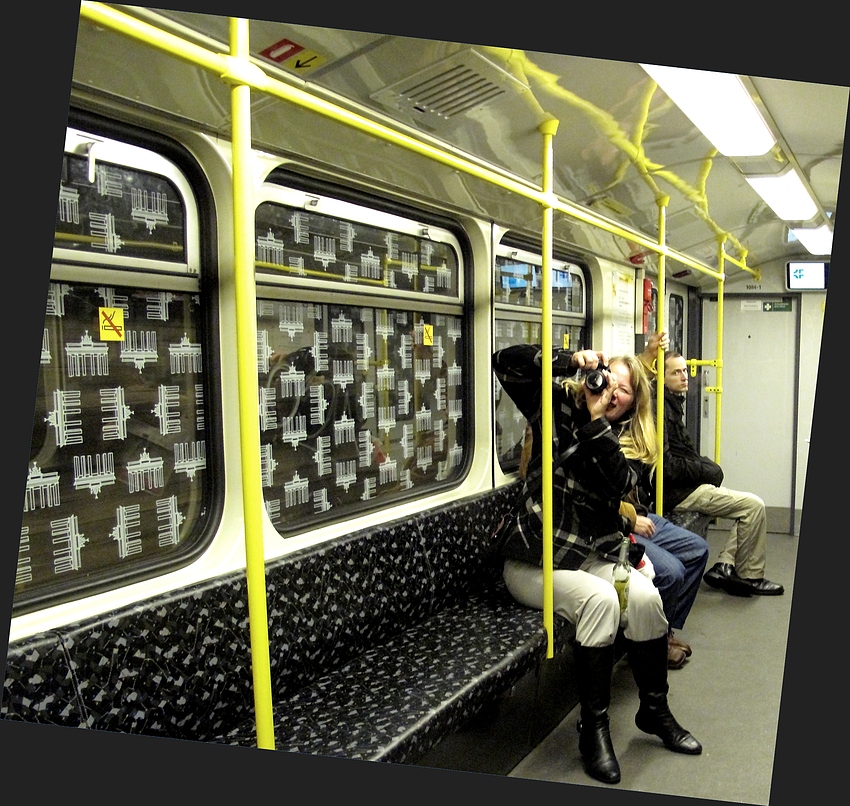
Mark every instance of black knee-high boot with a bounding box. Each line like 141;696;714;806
626;635;702;755
574;643;621;784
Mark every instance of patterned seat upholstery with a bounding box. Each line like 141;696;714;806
2;577;254;737
2;484;573;765
664;509;714;538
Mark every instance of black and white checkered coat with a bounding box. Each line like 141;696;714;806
493;344;637;571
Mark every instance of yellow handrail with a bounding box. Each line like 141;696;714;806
75;0;760;735
226;18;275;751
654;196;669;516
714;238;729;465
79;2;728;283
539;118;559;658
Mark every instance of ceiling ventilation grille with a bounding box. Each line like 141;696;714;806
371;49;527;129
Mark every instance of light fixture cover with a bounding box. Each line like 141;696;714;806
641;63;776;157
790;224;833;255
745;169;819;221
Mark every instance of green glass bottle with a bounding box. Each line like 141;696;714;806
612;534;631;612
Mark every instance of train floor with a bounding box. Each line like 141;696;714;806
506;521;798;804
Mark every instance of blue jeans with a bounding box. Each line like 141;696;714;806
633;514;709;631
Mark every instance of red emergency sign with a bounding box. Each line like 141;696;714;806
260;39;304;63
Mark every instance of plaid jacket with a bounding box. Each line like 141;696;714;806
493;344;636;571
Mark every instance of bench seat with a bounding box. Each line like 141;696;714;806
221;590;558;762
2;483;574;767
664;509;714;538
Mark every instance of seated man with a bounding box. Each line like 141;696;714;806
660;352;783;597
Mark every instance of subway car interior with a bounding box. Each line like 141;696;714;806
3;4;847;805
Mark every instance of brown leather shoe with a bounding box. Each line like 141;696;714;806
667;641;687;670
668;630;692;657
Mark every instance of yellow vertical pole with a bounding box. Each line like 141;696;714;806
539;118;559;658
714;239;727;465
228;17;275;750
654;196;669;516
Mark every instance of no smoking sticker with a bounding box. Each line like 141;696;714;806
99;307;125;341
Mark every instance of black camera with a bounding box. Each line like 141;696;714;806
584;364;609;394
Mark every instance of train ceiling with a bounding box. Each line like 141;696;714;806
71;6;848;287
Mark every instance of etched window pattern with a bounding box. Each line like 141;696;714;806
255;202;459;297
257;300;466;532
493;319;587;470
55;153;186;263
18;282;208;609
493;250;588;472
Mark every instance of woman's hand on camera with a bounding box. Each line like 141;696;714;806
571;349;608;370
586;370;617;419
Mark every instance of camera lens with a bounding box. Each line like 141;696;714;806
585;367;608;394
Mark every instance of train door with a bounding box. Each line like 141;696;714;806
699;296;798;534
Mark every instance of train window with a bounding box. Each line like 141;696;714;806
16;126;213;616
255;189;460;300
495;253;585;314
53;129;198;274
54;129;199;274
254;186;468;534
493;243;588;472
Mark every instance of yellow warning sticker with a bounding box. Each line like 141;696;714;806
280;49;327;73
99;307;125;341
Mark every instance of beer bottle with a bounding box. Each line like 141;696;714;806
612;534;631;612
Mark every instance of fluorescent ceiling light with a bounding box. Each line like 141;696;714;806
745;169;819;221
640;63;776;157
790;224;833;255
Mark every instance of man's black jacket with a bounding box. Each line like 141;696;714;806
659;384;724;510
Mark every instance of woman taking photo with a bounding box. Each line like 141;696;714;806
492;343;701;785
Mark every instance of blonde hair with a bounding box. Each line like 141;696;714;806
561;354;659;466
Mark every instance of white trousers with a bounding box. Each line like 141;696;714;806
674;483;767;579
503;555;668;648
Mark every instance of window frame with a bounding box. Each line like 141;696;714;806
252;180;473;535
14;120;219;617
54;128;202;276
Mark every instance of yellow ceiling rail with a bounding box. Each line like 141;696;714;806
486;46;752;269
79;3;724;282
77;0;745;690
721;243;761;282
